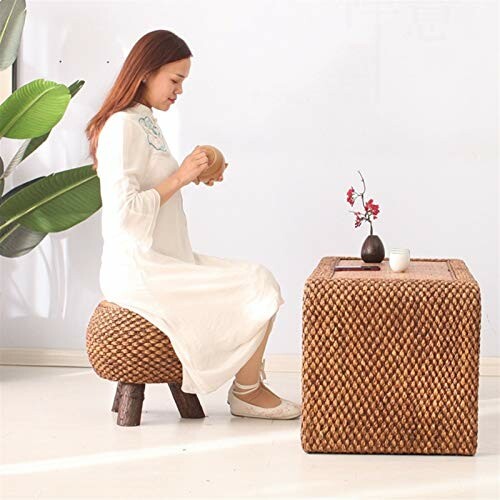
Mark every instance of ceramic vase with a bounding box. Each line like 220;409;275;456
361;234;385;263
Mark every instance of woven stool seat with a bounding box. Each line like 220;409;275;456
86;300;205;426
86;299;182;384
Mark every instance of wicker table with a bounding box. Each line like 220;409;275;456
301;256;481;455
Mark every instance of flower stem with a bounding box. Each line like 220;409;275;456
357;170;376;234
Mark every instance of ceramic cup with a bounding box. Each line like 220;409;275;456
197;145;226;183
389;248;410;272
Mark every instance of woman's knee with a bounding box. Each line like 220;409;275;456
257;263;280;288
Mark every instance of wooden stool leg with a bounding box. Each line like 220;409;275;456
111;382;124;413
117;383;145;426
168;382;205;418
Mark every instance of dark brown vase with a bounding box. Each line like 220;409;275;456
361;234;385;263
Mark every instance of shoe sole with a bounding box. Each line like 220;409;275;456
229;410;301;420
226;399;301;420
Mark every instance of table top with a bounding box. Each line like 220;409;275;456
333;258;452;280
306;256;477;285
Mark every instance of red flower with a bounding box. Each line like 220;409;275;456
354;211;363;228
346;187;355;206
345;171;381;232
364;198;380;219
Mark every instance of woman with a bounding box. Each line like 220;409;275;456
85;29;300;420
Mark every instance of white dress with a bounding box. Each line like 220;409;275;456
96;102;285;394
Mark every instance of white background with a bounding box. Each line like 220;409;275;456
0;0;498;356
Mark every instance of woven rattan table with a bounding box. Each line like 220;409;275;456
301;256;481;455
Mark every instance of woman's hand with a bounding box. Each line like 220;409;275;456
177;146;210;187
193;162;229;186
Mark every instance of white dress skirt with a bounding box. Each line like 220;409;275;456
95;102;285;394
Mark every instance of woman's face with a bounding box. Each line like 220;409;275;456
142;57;191;111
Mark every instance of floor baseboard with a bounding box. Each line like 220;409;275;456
0;348;499;377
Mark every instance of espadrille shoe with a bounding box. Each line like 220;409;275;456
227;359;301;420
227;358;302;404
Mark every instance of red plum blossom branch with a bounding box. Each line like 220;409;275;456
346;171;380;236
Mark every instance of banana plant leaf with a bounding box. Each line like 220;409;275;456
0;80;85;181
0;78;71;139
0;157;4;196
0;164;101;233
0;176;47;257
0;0;26;70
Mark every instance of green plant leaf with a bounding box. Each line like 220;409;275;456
0;164;101;233
0;156;4;196
0;80;86;180
0;0;26;70
0;78;71;139
0;176;47;257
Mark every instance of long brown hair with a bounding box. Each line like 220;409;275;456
85;30;192;171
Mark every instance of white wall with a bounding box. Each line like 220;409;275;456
0;0;498;356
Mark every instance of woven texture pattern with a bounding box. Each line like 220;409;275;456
301;256;481;455
333;258;453;280
86;300;182;384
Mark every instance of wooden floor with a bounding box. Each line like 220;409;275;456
0;366;499;499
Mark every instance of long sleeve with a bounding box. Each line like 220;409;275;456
96;112;161;250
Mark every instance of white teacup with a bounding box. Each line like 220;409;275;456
389;248;410;272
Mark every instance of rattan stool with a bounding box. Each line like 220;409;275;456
86;300;205;426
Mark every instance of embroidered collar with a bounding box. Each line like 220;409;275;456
130;101;154;116
127;103;167;152
129;101;161;126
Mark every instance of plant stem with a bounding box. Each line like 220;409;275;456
357;170;366;195
357;170;372;232
358;171;367;211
